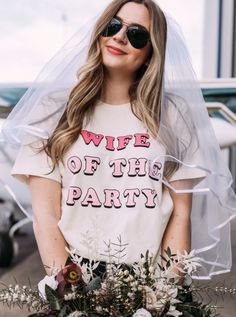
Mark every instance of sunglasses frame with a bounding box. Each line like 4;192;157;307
101;16;150;49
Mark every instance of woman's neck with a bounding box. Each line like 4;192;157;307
101;72;133;105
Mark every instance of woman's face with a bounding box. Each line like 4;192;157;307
99;2;152;78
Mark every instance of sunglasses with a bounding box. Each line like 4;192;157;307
101;16;150;49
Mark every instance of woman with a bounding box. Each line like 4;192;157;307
4;0;236;279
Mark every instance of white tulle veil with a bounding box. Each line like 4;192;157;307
0;0;236;279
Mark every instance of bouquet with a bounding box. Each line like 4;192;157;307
0;241;235;317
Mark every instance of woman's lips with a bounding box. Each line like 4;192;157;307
106;46;126;55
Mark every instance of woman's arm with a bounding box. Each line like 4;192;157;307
162;189;192;255
161;180;193;278
29;175;69;275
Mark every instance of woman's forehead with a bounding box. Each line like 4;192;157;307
116;2;151;30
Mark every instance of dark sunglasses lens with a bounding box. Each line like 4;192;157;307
102;19;122;37
102;18;149;49
127;27;149;49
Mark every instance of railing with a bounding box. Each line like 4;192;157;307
0;105;14;119
207;102;236;190
207;102;236;125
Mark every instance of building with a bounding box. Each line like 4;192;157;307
203;0;236;78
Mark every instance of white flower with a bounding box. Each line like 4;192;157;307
14;285;19;291
20;294;26;302
96;306;103;313
176;250;202;275
144;280;181;313
67;312;85;317
12;293;18;302
64;292;77;301
144;286;159;310
154;279;179;300
37;275;58;300
32;300;40;308
133;308;152;317
170;298;182;305
166;305;182;316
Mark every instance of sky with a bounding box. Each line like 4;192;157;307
0;0;205;83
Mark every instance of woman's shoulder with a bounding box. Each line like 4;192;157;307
164;92;188;112
162;93;190;127
40;87;71;106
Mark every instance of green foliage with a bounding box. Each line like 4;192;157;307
45;284;61;311
178;288;193;302
58;306;67;317
176;300;216;317
1;246;232;317
85;276;101;292
65;256;73;266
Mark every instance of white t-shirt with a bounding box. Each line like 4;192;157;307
11;100;203;264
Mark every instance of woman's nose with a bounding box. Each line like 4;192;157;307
113;26;128;45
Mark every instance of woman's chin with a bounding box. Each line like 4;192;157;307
103;62;134;77
103;62;136;78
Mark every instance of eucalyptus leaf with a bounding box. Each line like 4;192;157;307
165;246;172;258
45;284;61;311
182;312;195;317
58;306;68;317
89;313;103;317
160;255;167;262
65;256;73;266
85;276;101;292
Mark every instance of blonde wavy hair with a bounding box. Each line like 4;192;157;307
44;0;167;167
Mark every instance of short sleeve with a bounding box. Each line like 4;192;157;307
169;163;206;183
168;147;206;184
162;94;206;185
11;136;61;185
